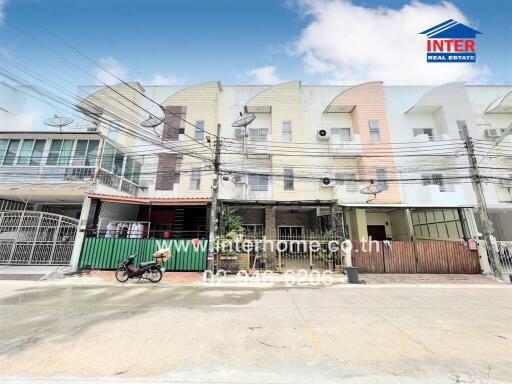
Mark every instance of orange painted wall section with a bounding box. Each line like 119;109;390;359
329;82;402;203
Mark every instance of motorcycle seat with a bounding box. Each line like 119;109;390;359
139;261;157;268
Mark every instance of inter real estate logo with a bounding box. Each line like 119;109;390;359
420;19;482;63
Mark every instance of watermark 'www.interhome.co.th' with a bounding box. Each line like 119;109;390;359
155;237;390;254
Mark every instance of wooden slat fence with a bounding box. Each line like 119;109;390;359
351;240;480;274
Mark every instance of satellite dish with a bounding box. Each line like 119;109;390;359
360;180;387;202
141;115;164;128
232;112;256;128
44;115;73;131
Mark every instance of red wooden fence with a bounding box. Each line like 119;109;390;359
351;240;480;274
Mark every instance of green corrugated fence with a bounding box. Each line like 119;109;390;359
79;238;208;271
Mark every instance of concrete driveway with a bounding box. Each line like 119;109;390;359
0;281;510;383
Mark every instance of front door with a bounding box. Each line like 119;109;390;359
367;225;387;240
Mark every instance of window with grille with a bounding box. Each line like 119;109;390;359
243;224;264;239
368;120;381;142
331;128;352;142
194;120;205;140
413;128;434;141
376;168;388;188
422;173;453;192
248;174;269;191
249;128;268;142
457;120;467;140
284;168;294;190
335;172;358;192
190;168;201;190
282;121;292;142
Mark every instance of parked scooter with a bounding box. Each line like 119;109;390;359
115;250;169;283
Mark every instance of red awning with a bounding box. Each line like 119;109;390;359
87;193;211;206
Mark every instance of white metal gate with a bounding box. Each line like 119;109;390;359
0;211;78;265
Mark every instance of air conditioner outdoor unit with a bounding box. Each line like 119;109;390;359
321;176;335;187
317;129;331;139
232;175;246;184
485;128;500;138
138;180;151;188
234;128;248;139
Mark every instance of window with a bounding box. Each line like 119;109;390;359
284;168;294;190
282;121;292;142
413;128;434;141
331;128;352;142
101;142;115;171
190;168;201;190
17;140;34;165
3;139;20;165
194;120;205;141
335;172;358;192
71;140;99;166
457;120;467;140
376;168;388;188
248;174;269;191
72;140;88;166
46;139;74;166
123;157;141;184
422;173;452;192
101;143;125;176
249;128;268;142
108;121;120;142
369;120;381;142
30;140;46;165
0;139;9;163
242;224;264;239
85;140;99;166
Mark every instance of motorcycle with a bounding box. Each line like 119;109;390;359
115;254;166;283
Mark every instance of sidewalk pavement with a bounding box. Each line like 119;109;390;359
62;270;503;285
0;265;64;281
0;265;504;285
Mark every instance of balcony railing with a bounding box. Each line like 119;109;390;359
0;165;95;183
97;168;140;195
329;134;363;156
245;138;272;156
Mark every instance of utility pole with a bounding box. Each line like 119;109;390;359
462;124;502;279
207;123;222;272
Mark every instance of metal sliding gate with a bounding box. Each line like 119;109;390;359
0;211;78;265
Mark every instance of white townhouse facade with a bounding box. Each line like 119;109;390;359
0;81;510;268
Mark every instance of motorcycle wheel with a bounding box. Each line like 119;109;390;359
115;268;129;283
148;267;163;283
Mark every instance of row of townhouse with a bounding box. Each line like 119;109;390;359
0;81;510;271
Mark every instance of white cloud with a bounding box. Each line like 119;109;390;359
148;73;177;85
95;56;127;85
0;0;7;25
291;0;489;84
246;65;283;84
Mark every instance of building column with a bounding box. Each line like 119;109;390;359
265;207;276;239
349;208;368;240
389;209;414;240
69;195;92;272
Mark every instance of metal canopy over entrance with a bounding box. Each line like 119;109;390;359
0;211;78;265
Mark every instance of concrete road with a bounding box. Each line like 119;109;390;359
0;281;511;383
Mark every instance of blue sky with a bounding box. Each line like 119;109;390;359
0;0;511;128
